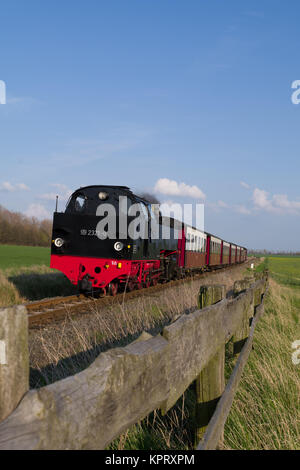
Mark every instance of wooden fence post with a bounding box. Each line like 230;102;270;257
233;277;254;296
195;285;226;449
0;306;29;423
198;284;226;310
231;279;255;355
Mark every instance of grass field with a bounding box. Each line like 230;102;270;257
0;244;50;269
264;256;300;289
0;244;76;306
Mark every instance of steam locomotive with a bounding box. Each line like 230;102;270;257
50;185;247;295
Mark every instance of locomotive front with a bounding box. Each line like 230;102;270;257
50;185;175;294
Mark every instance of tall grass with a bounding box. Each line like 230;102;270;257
28;265;252;388
0;270;23;306
0;265;76;306
108;278;299;450
29;280;202;388
223;279;299;450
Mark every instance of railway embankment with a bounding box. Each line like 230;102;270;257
27;259;258;387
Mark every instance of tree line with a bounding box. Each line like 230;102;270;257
0;193;159;248
0;205;52;247
249;249;300;256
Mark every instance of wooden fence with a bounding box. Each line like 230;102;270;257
0;272;268;450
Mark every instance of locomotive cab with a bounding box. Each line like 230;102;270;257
52;185;153;260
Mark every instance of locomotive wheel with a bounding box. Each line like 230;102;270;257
144;276;151;289
108;282;118;296
151;278;158;287
127;280;135;292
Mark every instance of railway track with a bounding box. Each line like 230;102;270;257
25;260;255;328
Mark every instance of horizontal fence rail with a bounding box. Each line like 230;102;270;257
0;273;268;450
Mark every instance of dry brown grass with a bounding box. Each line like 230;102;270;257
0;270;24;306
0;265;77;307
29;263;250;388
29;280;201;387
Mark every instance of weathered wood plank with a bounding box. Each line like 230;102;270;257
0;279;267;450
0;306;29;422
161;282;264;412
0;333;169;450
198;285;226;309
194;285;226;448
194;345;225;447
197;301;265;450
233;277;254;296
231;279;255;354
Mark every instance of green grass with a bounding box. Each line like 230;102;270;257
0;244;77;305
265;256;300;289
224;280;300;449
0;244;50;269
107;260;300;450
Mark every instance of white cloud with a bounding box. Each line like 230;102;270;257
0;181;30;192
206;200;229;212
240;181;251;189
272;194;300;210
39;184;72;202
217;200;229;208
0;182;15;192
24;203;51;220
234;204;251;215
252;188;272;211
252;188;300;214
51;183;71;192
15;183;30;191
39;192;60;201
154;178;206;199
5;96;41;106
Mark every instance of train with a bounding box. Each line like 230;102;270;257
50;185;247;295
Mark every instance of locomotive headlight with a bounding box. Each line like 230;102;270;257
98;191;108;200
54;237;64;248
114;241;124;251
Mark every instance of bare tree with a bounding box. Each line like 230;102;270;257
0;205;52;247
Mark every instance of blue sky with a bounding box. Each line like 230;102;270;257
1;0;300;250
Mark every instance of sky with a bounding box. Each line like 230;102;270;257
1;0;300;250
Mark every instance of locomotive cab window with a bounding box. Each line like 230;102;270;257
74;195;86;212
